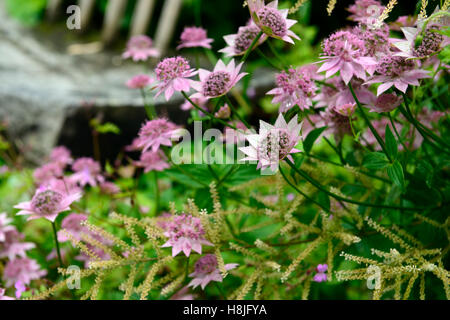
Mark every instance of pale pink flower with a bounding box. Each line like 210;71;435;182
267;67;317;112
367;93;403;113
188;254;238;290
0;288;14;300
49;146;73;168
125;137;143;152
319;107;354;138
180;96;209;113
313;264;328;282
161;214;213;257
126;74;154;89
365;56;431;95
99;182;120;195
0;212;14;242
347;0;384;25
136;118;180;153
214;105;231;119
122;35;160;61
33;162;64;186
14;186;82;222
0;229;35;260
239;114;302;172
154;56;197;101
334;103;356;116
177;26;213;50
318;30;377;84
15;281;26;299
135;151;170;173
57;213;88;242
191;59;247;99
3;257;47;287
71;158;104;187
220;22;267;57
248;0;300;44
43;178;82;197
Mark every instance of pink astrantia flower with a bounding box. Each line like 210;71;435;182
347;0;384;25
267;67;317;113
154;56;198;101
135;151;170;173
191;59;248;99
367;93;403;113
170;286;196;300
239;114;302;172
0;212;14;242
99;182;120;195
71;158;104;187
313;264;328;282
353;23;390;57
0;288;14;300
3;257;47;287
188;254;238;290
365;56;431;95
214;105;231;119
49;146;73;168
334;103;356;116
177;26;214;50
319;107;353;138
58;213;88;242
122;35;160;62
126;74;154;89
33;162;64;186
248;0;300;44
318;30;377;84
0;229;35;260
14;186;82;222
220;22;267;57
161;214;213;257
136;118;180;153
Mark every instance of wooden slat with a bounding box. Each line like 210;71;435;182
46;0;63;20
102;0;129;44
79;0;96;30
130;0;156;37
154;0;183;54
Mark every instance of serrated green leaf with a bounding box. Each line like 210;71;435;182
387;161;405;190
303;126;327;153
363;152;389;170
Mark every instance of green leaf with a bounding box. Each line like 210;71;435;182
363;152;389;170
317;191;330;212
385;124;398;159
303;126;327;153
387;161;405;190
94;122;121;135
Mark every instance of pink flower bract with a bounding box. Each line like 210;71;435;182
177;27;214;50
122;35;160;61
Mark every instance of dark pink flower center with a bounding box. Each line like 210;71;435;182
234;25;261;54
257;7;287;37
202;71;231;97
194;254;218;274
258;129;291;161
31;190;63;215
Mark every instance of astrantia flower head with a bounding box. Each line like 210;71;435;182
188;254;238;290
319;107;353;138
353;23;390;57
71;158;104;187
135;151;169;173
239;114;302;172
347;0;384;24
154;56;197;101
99;182;120;195
191;59;247;99
248;0;300;44
14;186;82;222
319;30;377;84
177;26;213;50
267;67;317;113
313;264;328;282
367;93;403;113
33;162;64;186
126;74;154;89
220;22;267;57
366;55;431;95
122;35;160;61
49;146;73;168
0;229;35;260
3;257;47;287
58;213;88;242
334;102;356;116
161;214;213;257
136;118;180;153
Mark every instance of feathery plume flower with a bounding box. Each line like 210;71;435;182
318;30;377;84
220;22;267;57
239;114;302;172
313;264;328;282
0;212;14;242
3;257;47;287
71;158;104;188
347;0;384;24
367;93;403;113
0;229;35;260
14;186;82;222
136;118;180;153
214;105;231;119
122;35;160;61
126;74;154;89
154;56;197;101
177;27;214;50
267;67;317;112
191;59;248;99
161;214;213;257
247;0;300;44
135;151;170;173
365;56;431;95
0;288;14;300
49;146;73;168
188;254;238;290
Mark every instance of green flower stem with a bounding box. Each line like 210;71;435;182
153;171;160;214
224;95;251;129
255;48;283;70
242;31;263;62
51;221;64;268
348;83;392;162
388;112;410;154
184;256;190;283
140;88;156;120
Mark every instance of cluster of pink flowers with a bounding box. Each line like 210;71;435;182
188;254;238;290
122;35;160;62
161;214;213;257
177;27;213;50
